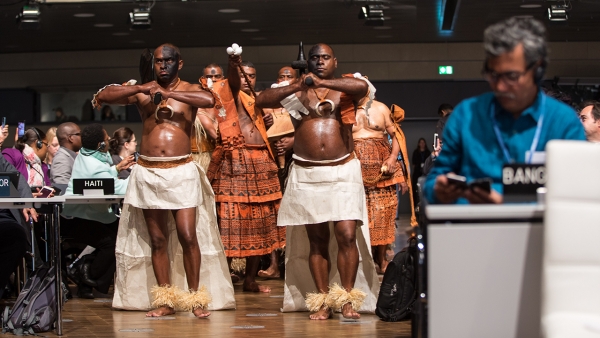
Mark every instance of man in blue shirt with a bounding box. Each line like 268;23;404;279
424;17;585;204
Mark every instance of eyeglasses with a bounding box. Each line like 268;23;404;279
482;62;536;86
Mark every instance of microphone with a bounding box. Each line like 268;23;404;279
153;92;162;105
304;77;314;86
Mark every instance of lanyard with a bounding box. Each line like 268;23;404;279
490;95;545;164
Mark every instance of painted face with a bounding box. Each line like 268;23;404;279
277;67;298;84
308;45;337;79
203;66;224;81
579;105;600;141
485;43;538;115
239;66;256;95
154;46;180;82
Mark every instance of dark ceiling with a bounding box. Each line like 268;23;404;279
0;0;599;54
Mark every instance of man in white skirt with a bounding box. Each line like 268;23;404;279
93;43;235;318
257;43;380;320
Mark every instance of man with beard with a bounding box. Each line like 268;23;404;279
207;45;285;293
93;43;235;318
423;17;585;205
256;43;380;320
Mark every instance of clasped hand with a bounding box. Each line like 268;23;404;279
140;81;168;102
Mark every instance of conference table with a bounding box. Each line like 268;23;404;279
421;203;544;338
1;195;125;336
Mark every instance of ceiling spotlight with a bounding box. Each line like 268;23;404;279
129;7;151;30
358;4;386;26
548;3;569;21
16;4;40;30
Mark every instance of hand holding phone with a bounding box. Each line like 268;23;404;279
433;133;439;150
446;173;468;189
37;186;55;198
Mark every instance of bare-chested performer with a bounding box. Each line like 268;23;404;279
353;99;409;273
191;63;222;171
207;44;285;293
93;44;235;318
256;43;380;320
257;66;298;279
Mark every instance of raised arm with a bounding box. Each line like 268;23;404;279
227;55;243;101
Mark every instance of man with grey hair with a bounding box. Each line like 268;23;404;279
578;100;600;143
423;16;585;204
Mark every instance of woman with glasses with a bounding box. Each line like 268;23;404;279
109;127;137;179
2;127;51;188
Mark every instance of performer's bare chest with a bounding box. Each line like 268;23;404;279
236;104;264;145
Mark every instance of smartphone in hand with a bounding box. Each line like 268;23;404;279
446;173;468;189
1;117;6;128
38;186;54;198
433;133;439;149
17;121;25;138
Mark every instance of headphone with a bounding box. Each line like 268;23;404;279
97;141;106;152
533;60;547;85
31;128;44;149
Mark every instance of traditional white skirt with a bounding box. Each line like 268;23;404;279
279;158;380;313
112;155;236;311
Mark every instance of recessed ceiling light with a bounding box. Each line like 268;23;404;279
376;35;393;38
218;9;240;13
241;28;259;32
520;4;542;8
130;40;145;44
231;19;250;23
94;23;113;28
112;32;130;36
373;26;392;30
74;13;95;18
252;37;267;40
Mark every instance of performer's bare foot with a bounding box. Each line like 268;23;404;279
146;306;175;317
257;267;280;279
192;307;211;318
309;305;333;320
341;303;361;319
242;281;271;293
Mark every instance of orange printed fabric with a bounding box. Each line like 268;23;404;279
218;199;285;257
365;185;397;246
354;138;405;188
208;145;282;204
390;104;417;227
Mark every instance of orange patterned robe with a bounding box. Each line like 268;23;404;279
354;137;406;246
207;80;285;257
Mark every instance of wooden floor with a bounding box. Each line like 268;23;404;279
1;278;411;338
2;217;415;338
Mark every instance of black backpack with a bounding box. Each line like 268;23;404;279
375;237;418;322
2;266;57;335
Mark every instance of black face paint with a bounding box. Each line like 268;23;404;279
154;46;179;82
210;69;216;75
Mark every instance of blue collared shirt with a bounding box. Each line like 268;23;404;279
423;91;585;204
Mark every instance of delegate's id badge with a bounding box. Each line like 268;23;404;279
525;151;546;164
